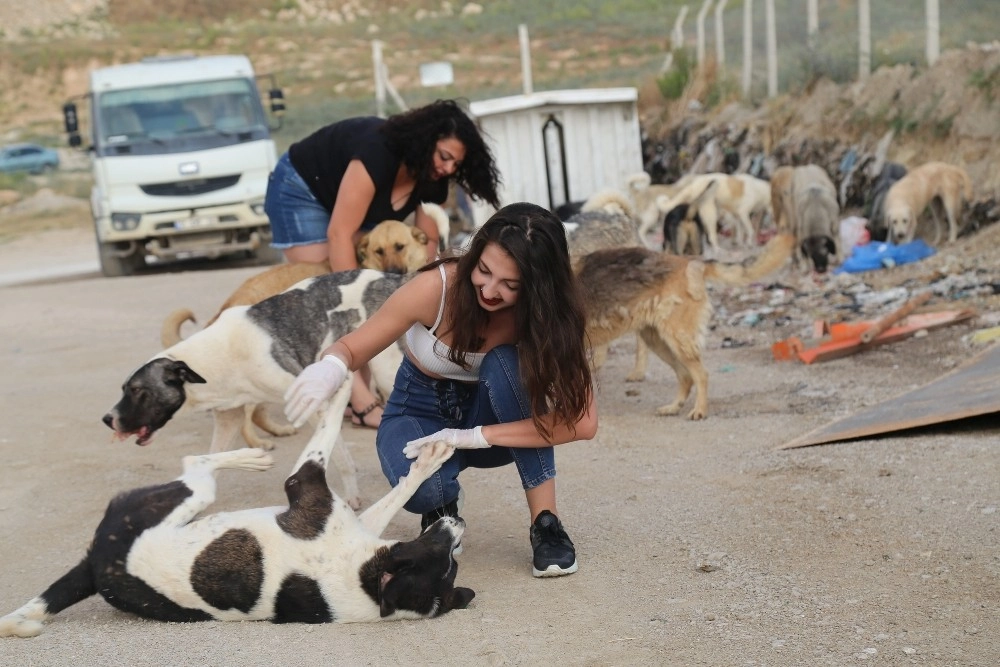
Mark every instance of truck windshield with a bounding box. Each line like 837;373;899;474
94;78;269;156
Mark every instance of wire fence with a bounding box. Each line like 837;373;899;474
668;0;999;99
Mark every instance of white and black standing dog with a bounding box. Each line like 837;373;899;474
0;404;472;636
103;269;407;509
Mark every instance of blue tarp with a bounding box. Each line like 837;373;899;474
834;240;936;274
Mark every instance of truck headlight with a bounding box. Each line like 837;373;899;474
111;213;141;231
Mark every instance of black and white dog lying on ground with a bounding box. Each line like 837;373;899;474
0;416;471;637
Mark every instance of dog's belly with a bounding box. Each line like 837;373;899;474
126;507;289;620
124;507;386;622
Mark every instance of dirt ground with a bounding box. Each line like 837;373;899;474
0;226;998;666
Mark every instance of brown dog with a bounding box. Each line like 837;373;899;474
356;219;430;274
159;211;445;449
576;233;794;420
884;161;972;245
769;166;795;232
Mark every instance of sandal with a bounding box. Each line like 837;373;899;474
350;401;382;429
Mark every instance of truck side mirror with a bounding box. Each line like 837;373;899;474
268;88;285;131
63;102;82;148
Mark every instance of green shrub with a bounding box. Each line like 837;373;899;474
656;48;692;100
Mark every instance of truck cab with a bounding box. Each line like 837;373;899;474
64;54;285;276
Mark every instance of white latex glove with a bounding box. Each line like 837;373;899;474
284;355;349;428
403;426;489;459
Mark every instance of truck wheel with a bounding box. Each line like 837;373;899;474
98;242;145;277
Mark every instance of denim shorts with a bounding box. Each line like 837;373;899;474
264;152;331;248
375;346;558;515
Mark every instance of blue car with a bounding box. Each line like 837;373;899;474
0;143;60;174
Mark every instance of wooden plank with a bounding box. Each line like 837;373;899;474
777;343;1000;449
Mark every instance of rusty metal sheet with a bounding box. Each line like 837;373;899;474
777;343;1000;449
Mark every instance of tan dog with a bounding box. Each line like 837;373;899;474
789;165;841;273
660;180;717;256
884;161;972;245
769;166;795;232
356;219;430;274
159;207;448;449
625;172;691;246
656;173;773;252
576;233;795;420
562;189;653;383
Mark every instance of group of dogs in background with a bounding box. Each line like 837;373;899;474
1;155;975;637
623;159;972;275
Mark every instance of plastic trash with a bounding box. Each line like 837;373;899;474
834;240;936;274
839;216;870;250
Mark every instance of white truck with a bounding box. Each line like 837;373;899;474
62;54;286;276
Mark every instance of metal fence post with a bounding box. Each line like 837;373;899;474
372;40;386;118
765;0;777;97
926;0;940;66
742;0;753;96
696;0;713;65
859;0;871;80
807;0;818;51
715;0;729;66
518;24;534;95
672;5;689;50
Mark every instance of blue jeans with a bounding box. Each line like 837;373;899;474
264;152;331;248
376;345;557;515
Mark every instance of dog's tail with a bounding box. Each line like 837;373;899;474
703;232;795;285
581;189;635;218
160;308;197;348
626;171;652;192
420;202;451;251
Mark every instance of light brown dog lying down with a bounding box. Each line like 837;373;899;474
159;210;447;449
884;161;972;245
576;232;794;420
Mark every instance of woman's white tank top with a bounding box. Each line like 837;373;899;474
403;264;485;382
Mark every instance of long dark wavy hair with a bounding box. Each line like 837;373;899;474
425;202;592;441
380;99;501;209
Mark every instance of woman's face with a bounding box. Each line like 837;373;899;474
471;242;520;312
432;137;466;180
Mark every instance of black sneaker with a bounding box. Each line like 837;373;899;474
530;510;578;577
421;488;465;554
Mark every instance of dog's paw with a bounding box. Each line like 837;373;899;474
624;372;646;383
225;448;275;472
249;438;277;452
413;441;454;474
0;615;44;638
344;494;363;511
685;407;708;421
655;403;683;417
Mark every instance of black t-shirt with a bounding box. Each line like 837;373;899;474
287;116;447;231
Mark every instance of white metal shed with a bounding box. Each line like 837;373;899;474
467;87;643;227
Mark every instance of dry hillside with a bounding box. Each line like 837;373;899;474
2;1;999;227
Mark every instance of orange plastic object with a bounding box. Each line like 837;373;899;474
771;309;977;364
